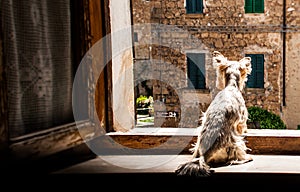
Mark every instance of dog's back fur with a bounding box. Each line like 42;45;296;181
175;51;253;177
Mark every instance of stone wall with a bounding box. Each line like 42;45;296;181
286;0;300;25
132;0;300;129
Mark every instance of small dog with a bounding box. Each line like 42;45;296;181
175;51;253;177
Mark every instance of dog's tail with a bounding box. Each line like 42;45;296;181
175;157;213;177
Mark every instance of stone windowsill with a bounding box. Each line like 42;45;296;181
53;154;300;175
52;128;300;189
105;128;300;155
9;123;300;161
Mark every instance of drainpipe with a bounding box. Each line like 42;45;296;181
282;0;286;106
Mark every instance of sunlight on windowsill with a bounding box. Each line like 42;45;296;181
106;128;300;155
107;127;300;136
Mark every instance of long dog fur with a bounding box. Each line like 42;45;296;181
175;51;253;177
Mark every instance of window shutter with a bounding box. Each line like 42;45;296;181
247;76;255;87
195;54;205;89
245;0;253;13
197;69;206;89
246;54;264;88
186;0;194;13
187;53;205;89
187;57;198;88
255;54;264;88
195;0;203;13
246;55;255;88
254;0;264;13
186;0;203;14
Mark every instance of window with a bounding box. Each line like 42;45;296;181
245;0;264;13
186;0;203;14
246;54;264;88
187;53;206;89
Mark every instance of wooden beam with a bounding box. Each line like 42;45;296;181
9;122;92;160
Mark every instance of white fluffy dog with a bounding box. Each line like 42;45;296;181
175;51;253;177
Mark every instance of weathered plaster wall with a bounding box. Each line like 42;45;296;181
110;0;135;131
284;33;300;129
283;0;300;129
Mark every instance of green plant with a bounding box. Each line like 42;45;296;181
136;95;154;115
136;95;153;108
139;118;154;123
247;106;286;129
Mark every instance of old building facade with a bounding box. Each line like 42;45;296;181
132;0;300;129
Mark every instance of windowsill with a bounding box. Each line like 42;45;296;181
244;87;264;93
52;128;300;188
10;125;300;188
9;123;300;161
105;128;300;155
53;154;300;175
184;13;205;19
44;153;300;191
181;88;210;94
244;13;265;16
108;127;300;136
245;87;264;90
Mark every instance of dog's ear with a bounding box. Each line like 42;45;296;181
213;51;228;90
239;57;252;75
212;51;228;70
238;57;252;91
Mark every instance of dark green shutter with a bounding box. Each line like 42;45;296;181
255;54;264;88
187;57;198;88
187;53;205;89
246;54;264;88
245;0;264;13
186;0;203;14
196;53;205;89
246;54;255;87
245;0;253;13
254;0;264;13
186;0;193;13
195;0;203;13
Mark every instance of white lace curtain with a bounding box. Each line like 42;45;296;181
2;0;74;138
